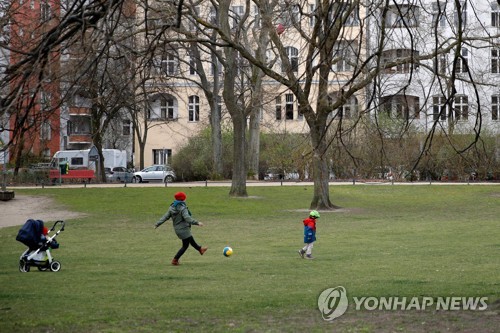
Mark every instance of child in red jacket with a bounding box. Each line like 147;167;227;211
298;210;320;259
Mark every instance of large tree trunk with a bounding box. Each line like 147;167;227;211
210;44;223;179
210;97;223;179
309;118;338;210
220;0;247;197
136;136;145;171
248;109;260;180
229;114;248;196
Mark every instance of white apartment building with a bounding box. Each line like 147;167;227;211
369;0;500;135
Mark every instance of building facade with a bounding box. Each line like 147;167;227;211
135;0;499;170
369;0;500;135
4;1;498;172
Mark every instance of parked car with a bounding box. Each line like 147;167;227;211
263;169;300;181
132;165;176;183
106;167;133;183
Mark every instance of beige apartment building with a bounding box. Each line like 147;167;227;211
133;1;366;169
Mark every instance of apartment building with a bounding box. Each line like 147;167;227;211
370;0;500;135
7;0;62;162
4;0;135;166
134;1;367;168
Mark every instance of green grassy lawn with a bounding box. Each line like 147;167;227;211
0;185;499;332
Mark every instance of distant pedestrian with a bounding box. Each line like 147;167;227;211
298;210;320;259
154;192;207;265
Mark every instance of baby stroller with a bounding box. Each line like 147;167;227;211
16;219;65;272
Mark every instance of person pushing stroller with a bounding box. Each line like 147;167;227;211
154;192;207;265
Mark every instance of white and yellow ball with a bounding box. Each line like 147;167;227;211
223;246;233;257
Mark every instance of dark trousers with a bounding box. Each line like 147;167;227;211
174;236;201;259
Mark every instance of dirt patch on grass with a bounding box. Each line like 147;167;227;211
0;195;86;228
288;207;362;214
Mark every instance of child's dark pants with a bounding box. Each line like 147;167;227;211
174;236;201;259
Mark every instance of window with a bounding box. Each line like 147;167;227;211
432;1;447;28
275;96;282;120
328;93;359;120
188;6;199;31
145;7;176;33
285;93;294;120
148;95;177;120
231;6;244;28
189;55;197;75
161;50;178;75
160;97;175;119
385;4;420;28
283;47;298;73
71;157;84;166
454;96;468;120
122;120;131;136
211;58;222;76
279;3;300;26
454;1;467;27
381;49;419;74
454;48;468;73
492;48;500;73
67;117;91;134
333;2;360;26
492;95;499;121
209;7;217;24
153;149;171;165
433;96;447;121
309;4;316;27
42;148;51;160
434;53;447;75
73;94;92;108
380;95;420;119
253;5;260;28
492;2;500;27
41;121;51;140
333;41;358;72
339;96;359;119
40;91;51;111
41;1;51;21
188;95;200;122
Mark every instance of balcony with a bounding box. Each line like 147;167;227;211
68;133;92;144
69;107;91;116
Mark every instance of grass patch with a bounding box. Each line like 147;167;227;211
0;185;498;332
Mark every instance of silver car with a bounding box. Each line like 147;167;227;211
106;167;133;183
132;165;176;183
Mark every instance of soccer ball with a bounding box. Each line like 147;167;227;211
223;246;233;257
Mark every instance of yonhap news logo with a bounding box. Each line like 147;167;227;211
318;286;488;321
317;286;349;321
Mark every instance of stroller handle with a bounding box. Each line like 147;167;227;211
49;220;65;232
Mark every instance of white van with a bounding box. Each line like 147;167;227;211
50;149;127;170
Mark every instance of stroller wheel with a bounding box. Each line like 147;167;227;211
37;267;48;272
19;260;30;273
50;261;61;272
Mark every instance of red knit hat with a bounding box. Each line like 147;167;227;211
174;192;186;201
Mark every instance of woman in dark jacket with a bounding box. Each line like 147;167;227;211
155;192;207;265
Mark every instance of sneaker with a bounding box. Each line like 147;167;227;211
305;254;314;260
298;249;305;258
171;258;179;265
199;247;208;255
